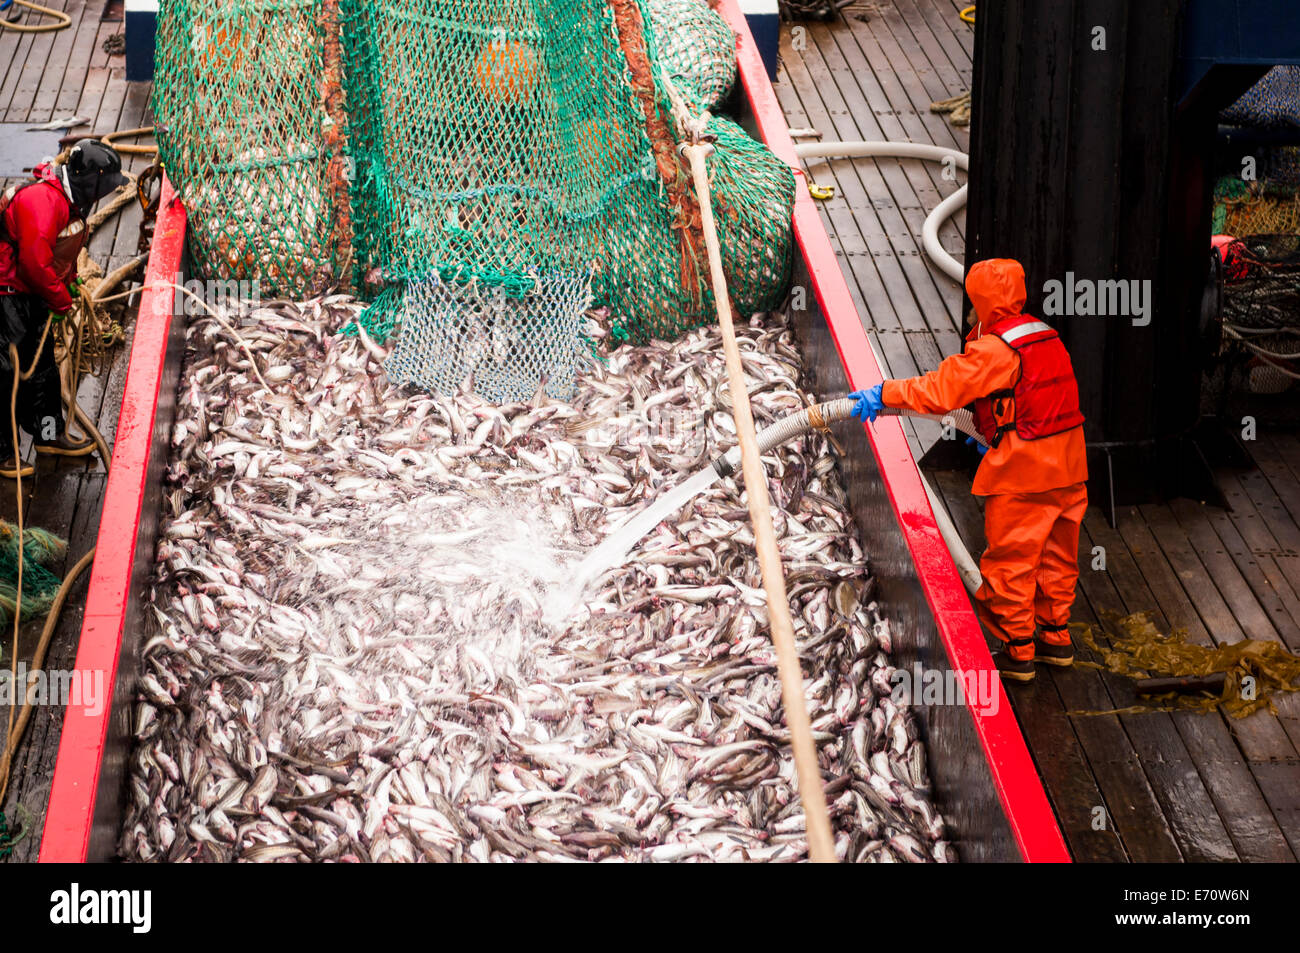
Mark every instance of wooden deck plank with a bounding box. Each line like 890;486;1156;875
1075;522;1292;862
834;6;969;249
909;0;977;85
788;31;956;339
1250;761;1300;859
1093;508;1299;764
1216;471;1300;653
812;19;967;328
888;0;972;97
1185;490;1300;653
4;0;85;123
780;23;965;441
1043;607;1196;861
1138;502;1300;755
14;0;90;123
51;0;104;119
777;39;946;445
0;0;147;859
776;0;1300;873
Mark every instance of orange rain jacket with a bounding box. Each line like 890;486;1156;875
881;259;1088;496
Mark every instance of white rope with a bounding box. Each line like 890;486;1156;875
1223;325;1300;379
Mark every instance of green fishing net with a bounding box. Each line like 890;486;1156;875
151;0;795;402
0;522;67;629
152;0;345;294
643;0;736;111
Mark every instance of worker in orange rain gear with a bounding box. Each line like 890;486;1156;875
848;258;1088;682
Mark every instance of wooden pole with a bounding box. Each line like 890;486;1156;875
682;142;836;863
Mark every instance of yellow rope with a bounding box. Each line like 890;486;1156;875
101;127;157;157
0;0;70;32
960;5;975;24
3;327;50;786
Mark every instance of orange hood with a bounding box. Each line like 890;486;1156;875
965;258;1026;340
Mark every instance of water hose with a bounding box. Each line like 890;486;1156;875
783;143;982;590
712;400;985;477
711;399;985;595
792;141;969;283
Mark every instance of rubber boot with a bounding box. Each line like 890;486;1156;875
1034;621;1074;667
34;430;95;456
994;637;1036;682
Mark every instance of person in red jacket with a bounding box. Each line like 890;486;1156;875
849;258;1088;682
0;141;125;477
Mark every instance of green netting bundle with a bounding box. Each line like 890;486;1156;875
153;0;346;296
643;0;736;110
601;115;794;339
153;0;795;401
344;0;661;397
0;522;67;628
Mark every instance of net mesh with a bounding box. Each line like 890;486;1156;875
0;523;68;627
152;1;346;295
151;0;794;401
644;0;736;110
1220;66;1300;131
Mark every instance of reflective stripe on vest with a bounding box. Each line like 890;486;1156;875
997;320;1053;345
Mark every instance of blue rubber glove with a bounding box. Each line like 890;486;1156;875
965;435;989;457
849;384;885;424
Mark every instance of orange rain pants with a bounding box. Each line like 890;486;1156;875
975;484;1087;660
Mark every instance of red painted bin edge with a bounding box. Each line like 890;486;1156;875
38;178;188;863
718;1;1070;863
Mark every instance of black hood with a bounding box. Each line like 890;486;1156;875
63;141;128;217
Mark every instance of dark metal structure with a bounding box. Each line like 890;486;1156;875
967;0;1300;522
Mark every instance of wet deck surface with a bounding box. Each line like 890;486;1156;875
777;1;1300;861
0;0;150;861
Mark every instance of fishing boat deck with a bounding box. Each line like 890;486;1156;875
776;0;1300;861
0;0;151;861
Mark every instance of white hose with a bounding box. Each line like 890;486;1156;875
792;140;969;283
920;474;983;594
710;399;986;593
786;143;980;587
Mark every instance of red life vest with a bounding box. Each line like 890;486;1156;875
972;315;1084;446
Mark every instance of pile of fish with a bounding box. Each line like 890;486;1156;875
121;297;953;863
